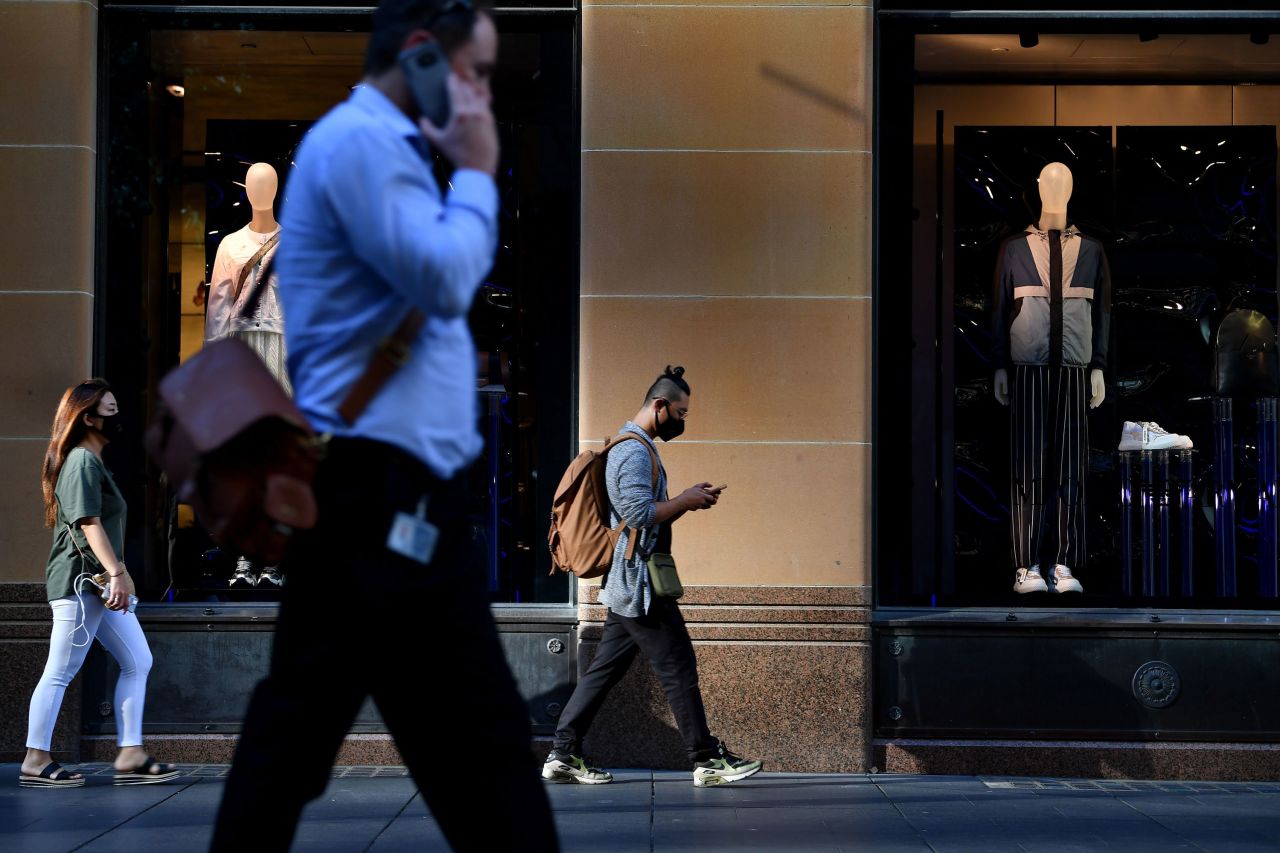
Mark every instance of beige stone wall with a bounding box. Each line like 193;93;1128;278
580;0;874;589
576;0;873;772
0;0;98;585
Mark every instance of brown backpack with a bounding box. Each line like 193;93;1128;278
547;433;659;578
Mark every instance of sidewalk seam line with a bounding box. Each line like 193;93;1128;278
363;789;420;853
650;771;656;853
66;776;202;851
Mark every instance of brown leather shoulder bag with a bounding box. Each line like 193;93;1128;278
146;252;424;565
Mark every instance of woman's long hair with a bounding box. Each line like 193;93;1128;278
41;379;112;528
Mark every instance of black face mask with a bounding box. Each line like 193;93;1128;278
91;413;124;439
655;405;685;442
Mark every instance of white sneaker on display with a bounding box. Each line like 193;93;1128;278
1048;564;1084;594
1118;421;1193;451
1013;567;1048;594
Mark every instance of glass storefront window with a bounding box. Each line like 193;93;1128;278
879;30;1280;609
99;9;577;605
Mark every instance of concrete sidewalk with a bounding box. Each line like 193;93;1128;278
3;764;1279;852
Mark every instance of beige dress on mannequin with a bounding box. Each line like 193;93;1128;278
204;162;290;395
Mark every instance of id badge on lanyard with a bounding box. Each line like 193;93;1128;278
387;495;439;565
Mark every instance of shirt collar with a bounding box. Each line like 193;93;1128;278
348;83;421;140
1025;223;1080;240
622;421;659;449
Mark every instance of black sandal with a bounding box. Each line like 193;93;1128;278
19;761;85;788
113;756;180;786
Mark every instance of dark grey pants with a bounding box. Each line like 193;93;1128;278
553;596;720;764
1011;364;1090;571
211;438;558;852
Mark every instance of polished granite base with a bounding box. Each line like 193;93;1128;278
572;584;871;773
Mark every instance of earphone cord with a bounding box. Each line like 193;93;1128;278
68;573;98;649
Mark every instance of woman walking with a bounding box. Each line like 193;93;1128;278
20;379;176;788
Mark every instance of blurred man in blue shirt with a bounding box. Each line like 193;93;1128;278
211;1;558;849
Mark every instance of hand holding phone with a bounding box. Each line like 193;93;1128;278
399;41;453;129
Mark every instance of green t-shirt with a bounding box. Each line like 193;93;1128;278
46;447;127;602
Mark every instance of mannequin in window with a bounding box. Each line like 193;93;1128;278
991;162;1110;594
204;162;287;590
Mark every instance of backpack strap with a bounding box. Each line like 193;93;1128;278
602;433;661;561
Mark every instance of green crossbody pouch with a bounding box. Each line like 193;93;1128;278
646;553;684;599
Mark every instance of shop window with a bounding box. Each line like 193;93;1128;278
99;10;577;606
880;31;1280;609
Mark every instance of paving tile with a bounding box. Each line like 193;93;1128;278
1150;815;1280;852
290;777;419;851
364;795;451;852
0;775;198;853
75;779;224;852
1014;795;1153;821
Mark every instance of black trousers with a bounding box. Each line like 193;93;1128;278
1010;364;1089;571
552;595;719;764
211;438;558;852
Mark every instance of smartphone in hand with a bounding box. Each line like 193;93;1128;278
398;40;452;128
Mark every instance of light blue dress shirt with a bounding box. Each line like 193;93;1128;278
276;84;497;479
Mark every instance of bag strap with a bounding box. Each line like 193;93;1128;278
336;308;427;425
241;251;427;428
602;432;662;561
603;433;660;490
232;232;280;304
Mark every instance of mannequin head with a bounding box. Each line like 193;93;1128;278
1037;162;1073;228
245;163;278;212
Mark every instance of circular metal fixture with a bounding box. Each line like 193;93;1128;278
547;638;565;654
1132;661;1181;709
887;706;904;721
888;640;904;657
98;702;113;717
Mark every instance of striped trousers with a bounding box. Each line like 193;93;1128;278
1010;364;1089;571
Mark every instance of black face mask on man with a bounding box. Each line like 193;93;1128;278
655;402;685;442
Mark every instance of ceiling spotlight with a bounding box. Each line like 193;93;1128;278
1250;32;1270;46
1019;32;1039;49
165;84;185;98
1139;31;1159;43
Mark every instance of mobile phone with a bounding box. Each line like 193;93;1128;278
398;40;452;129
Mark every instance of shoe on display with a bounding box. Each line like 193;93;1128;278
1118;421;1193;452
542;752;613;784
229;558;255;589
1048;564;1084;594
692;745;763;788
1013;566;1048;594
257;567;284;588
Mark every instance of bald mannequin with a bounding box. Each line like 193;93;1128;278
245;162;279;234
990;161;1114;594
995;163;1105;409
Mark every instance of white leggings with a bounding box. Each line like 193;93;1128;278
26;594;153;751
